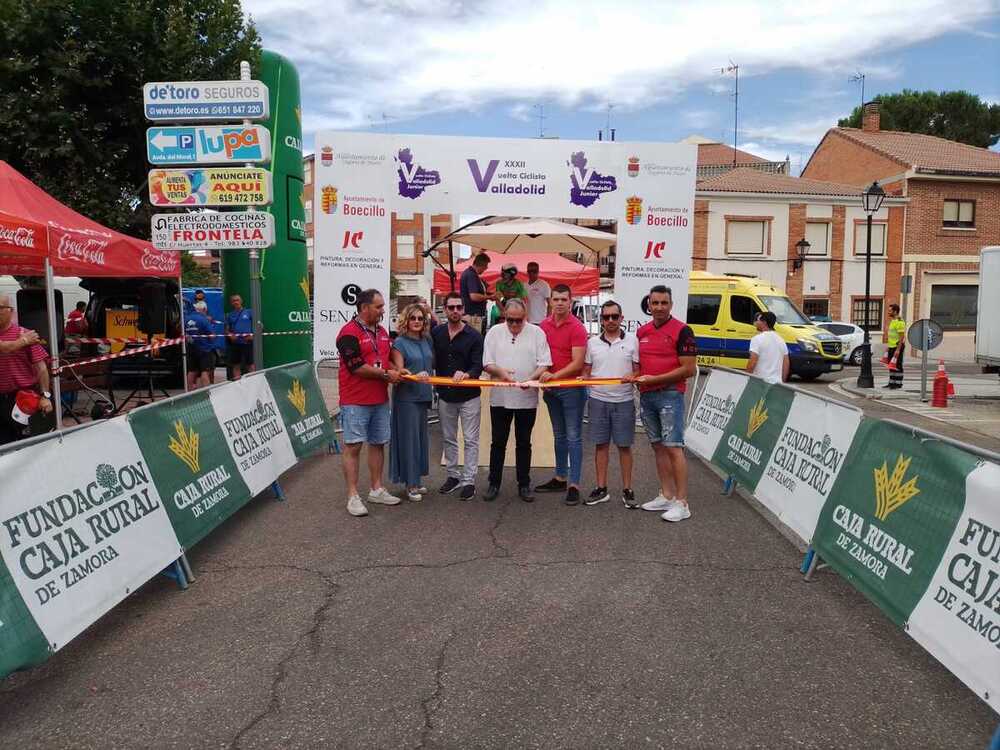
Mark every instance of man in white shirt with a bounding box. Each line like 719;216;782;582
482;298;552;502
525;261;551;324
582;300;638;508
747;311;789;384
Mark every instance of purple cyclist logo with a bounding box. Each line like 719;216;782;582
395;147;441;199
568;151;617;207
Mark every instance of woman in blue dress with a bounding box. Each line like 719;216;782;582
389;302;435;501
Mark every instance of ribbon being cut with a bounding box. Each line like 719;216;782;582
402;374;626;389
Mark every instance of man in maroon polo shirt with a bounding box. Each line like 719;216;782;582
624;284;697;522
0;293;51;445
537;284;590;506
336;289;404;517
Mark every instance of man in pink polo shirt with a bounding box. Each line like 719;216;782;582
0;293;51;445
625;284;698;522
537;284;589;506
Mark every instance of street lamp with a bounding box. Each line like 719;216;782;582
793;237;810;271
857;180;886;388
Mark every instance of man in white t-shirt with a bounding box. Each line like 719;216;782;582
525;262;551;324
482;298;552;502
582;300;639;508
748;311;789;384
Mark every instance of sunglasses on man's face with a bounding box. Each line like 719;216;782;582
446;304;463;310
506;317;525;325
601;313;620;321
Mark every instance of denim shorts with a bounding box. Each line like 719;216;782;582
639;389;686;447
588;397;635;447
340;403;391;445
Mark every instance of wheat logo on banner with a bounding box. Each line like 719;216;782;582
747;398;768;439
873;454;920;521
288;379;308;417
169;419;201;474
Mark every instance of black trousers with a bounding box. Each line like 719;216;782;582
887;344;905;387
0;391;24;446
489;406;537;489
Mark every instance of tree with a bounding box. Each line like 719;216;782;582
839;90;1000;148
0;0;261;237
181;251;217;287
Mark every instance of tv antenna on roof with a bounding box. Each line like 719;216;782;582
535;103;546;138
598;103;615;141
849;71;866;114
720;61;739;165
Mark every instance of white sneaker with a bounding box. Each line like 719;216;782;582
367;487;402;505
347;494;368;517
641;495;675;512
407;487;423;502
661;500;691;523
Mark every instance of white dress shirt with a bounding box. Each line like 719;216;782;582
482;322;552;409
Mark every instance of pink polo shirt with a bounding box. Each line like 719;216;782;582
0;323;48;393
539;314;588;373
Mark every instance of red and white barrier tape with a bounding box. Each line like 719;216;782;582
53;338;184;374
64;330;311;345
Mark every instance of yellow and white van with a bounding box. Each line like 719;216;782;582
686;272;844;380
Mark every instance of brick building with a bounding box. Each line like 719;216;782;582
803;102;1000;356
693;168;907;330
684;135;790;180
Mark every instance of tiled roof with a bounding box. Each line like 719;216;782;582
832;128;1000;175
697;143;769;166
697;167;873;197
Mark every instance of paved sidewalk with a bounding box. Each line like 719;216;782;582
0;427;994;748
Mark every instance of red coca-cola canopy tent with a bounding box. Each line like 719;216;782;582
0;160;179;277
433;251;599;297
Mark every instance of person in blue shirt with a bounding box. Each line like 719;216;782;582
185;306;216;389
225;294;255;380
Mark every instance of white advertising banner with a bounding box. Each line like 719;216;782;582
685;370;751;460
0;419;181;651
754;392;862;543
151;211;275;251
907;461;1000;714
209;374;297;497
311;132;696;358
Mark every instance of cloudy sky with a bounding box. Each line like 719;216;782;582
245;0;1000;169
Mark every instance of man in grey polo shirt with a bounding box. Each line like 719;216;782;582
582;300;638;508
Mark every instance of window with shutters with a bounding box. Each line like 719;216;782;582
942;199;975;228
852;221;886;256
804;222;829;256
396;235;415;259
725;219;768;255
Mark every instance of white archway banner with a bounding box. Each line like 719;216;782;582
311;132;696;359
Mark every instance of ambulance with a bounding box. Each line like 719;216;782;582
685;272;844;380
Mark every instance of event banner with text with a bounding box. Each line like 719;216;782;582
310;132;696;359
0;363;333;679
686;369;999;713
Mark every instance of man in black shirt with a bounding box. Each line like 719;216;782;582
459;253;490;334
431;292;484;501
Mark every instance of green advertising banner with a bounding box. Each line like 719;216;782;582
709;376;793;491
263;361;335;459
813;420;980;627
0;560;50;678
129;390;253;550
222;49;310;368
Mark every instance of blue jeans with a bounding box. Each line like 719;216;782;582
340;403;391;445
639;389;686;447
543;387;587;485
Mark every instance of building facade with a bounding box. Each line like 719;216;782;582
802;102;1000;357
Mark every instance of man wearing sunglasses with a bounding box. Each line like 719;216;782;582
0;294;51;445
431;292;484;501
482;298;551;502
582;300;638;508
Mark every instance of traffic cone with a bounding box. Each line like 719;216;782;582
931;360;949;408
886;346;900;372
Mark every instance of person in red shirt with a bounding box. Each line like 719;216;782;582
65;301;88;336
0;294;52;445
537;284;590;505
624;285;697;522
336;289;404;517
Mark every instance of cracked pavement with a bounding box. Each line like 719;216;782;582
0;428;995;749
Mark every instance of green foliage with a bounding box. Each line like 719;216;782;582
181;250;217;287
839;90;1000;148
389;273;401;298
0;0;261;236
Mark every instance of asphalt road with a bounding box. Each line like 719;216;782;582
0;425;996;749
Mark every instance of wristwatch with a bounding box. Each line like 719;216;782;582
41;391;51;399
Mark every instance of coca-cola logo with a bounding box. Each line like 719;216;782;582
54;230;110;265
141;247;179;273
0;225;37;249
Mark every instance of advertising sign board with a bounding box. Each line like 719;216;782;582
142;81;269;121
151;212;274;251
146;126;271;165
148;168;272;207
